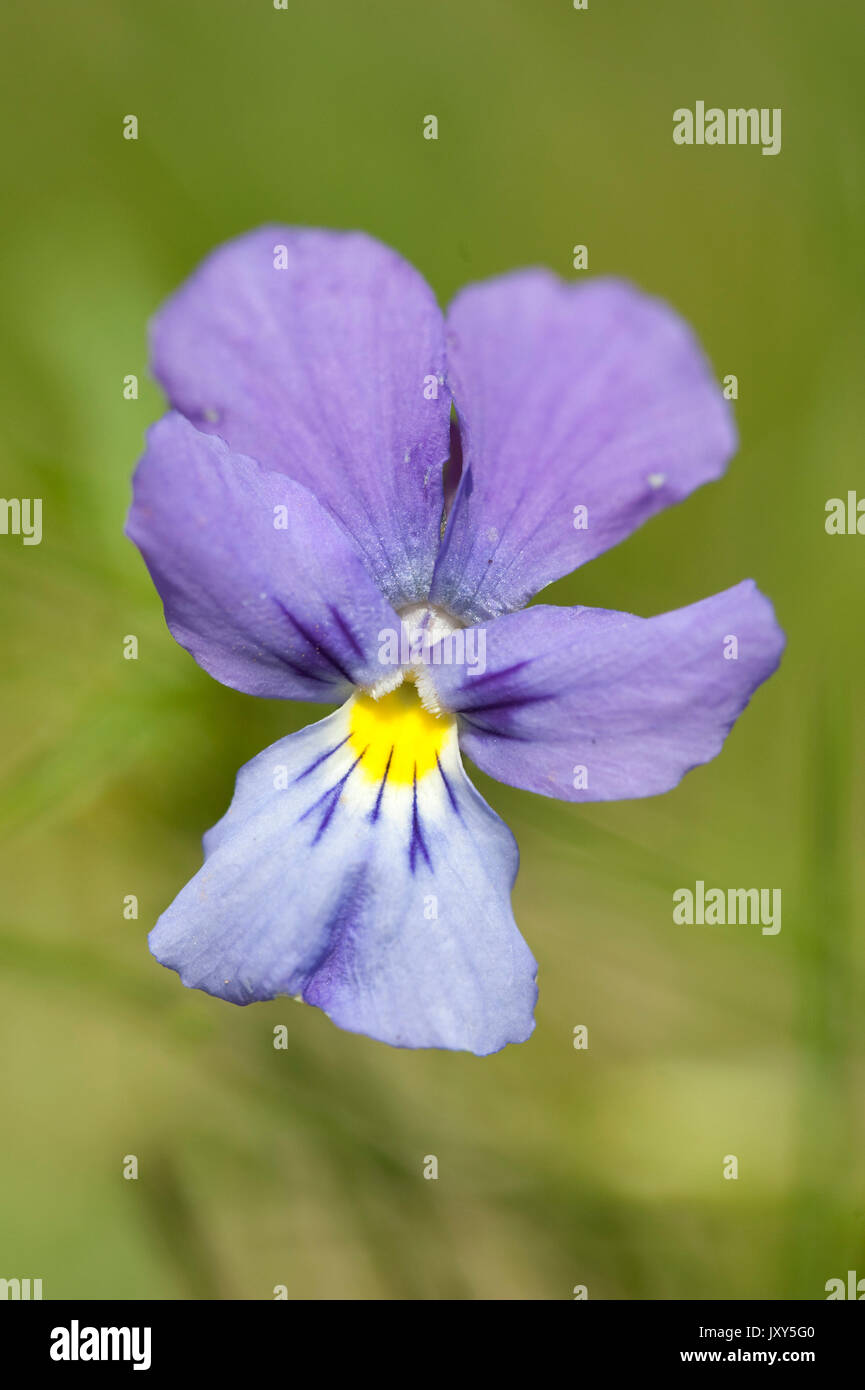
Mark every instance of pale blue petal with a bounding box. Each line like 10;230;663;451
149;701;538;1055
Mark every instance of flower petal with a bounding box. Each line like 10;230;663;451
148;689;538;1054
426;582;784;801
430;273;736;621
127;412;400;700
151;227;451;608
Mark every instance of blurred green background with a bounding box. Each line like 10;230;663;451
1;0;863;1300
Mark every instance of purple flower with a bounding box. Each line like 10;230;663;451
127;228;784;1055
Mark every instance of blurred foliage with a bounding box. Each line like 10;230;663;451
0;0;863;1299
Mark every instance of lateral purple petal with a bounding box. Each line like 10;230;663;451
127;412;400;700
430;273;736;622
427;582;784;801
150;227;451;608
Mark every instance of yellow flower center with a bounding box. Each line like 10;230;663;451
348;681;454;784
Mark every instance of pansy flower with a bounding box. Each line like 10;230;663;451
127;228;784;1055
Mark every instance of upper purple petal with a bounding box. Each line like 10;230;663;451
430;273;736;622
126;412;400;701
426;582;784;800
150;227;451;609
